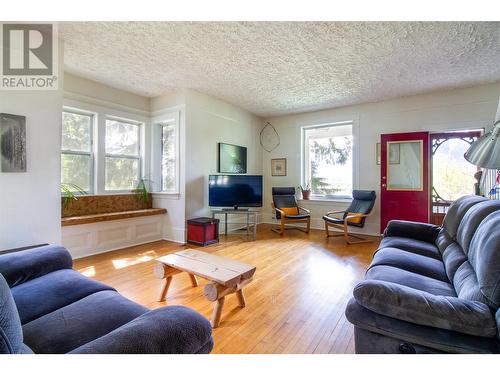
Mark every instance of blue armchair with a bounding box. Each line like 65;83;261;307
0;245;213;354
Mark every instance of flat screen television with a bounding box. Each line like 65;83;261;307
209;175;262;209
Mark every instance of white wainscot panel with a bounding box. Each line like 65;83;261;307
62;215;165;259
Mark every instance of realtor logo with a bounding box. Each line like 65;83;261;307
0;23;58;90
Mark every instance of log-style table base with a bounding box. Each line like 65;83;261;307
154;249;256;328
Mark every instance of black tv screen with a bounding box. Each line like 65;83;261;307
209;175;263;208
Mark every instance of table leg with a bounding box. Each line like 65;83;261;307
253;212;257;240
158;276;172;302
189;273;199;287
246;212;249;237
225;212;228;236
236;289;246;308
211;296;226;328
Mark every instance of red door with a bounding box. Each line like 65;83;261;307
380;131;430;233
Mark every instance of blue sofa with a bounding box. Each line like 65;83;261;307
0;245;214;354
346;196;500;353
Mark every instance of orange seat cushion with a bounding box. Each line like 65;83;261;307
346;213;363;224
281;207;299;216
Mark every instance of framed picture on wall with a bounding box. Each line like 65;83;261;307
1;113;27;173
218;142;247;173
271;158;286;176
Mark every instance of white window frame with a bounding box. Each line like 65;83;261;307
61;108;96;194
104;116;143;192
300;120;355;200
152;111;180;194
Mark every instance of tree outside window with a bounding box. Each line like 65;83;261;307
303;123;353;198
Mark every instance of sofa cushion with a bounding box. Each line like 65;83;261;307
442;243;468;282
442;195;486;240
383;220;441;244
435;229;454;254
346;298;500;353
70;306;214;354
366;265;456;296
456;200;500;254
353;280;497;338
453;262;491;306
0;274;25;354
0;245;73;288
379;236;441;260
23;290;148;353
371;248;449;282
11;269;114;324
467;211;500;308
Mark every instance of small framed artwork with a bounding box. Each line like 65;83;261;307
376;143;381;165
389;143;400;165
1;113;27;172
271;158;286;176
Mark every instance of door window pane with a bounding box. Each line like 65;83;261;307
62;112;92;152
105;120;140;156
105;157;139;190
61;153;91;192
387;141;423;190
433;138;477;201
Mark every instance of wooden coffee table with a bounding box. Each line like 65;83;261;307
154;249;256;328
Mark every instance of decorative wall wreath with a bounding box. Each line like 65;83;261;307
260;122;280;152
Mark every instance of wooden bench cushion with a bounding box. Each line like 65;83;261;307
61;208;166;226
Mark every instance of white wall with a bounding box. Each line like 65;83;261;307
262;83;500;235
184;90;263;220
150;89;264;241
0;42;64;250
64;73;150;113
150;91;187;243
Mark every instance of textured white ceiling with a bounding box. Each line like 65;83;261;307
60;22;500;117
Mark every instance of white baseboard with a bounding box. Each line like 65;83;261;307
163;225;186;244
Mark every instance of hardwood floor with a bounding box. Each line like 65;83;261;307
73;224;379;354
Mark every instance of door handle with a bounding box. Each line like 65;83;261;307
382;184;387;188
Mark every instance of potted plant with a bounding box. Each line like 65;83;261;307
132;177;153;207
61;183;87;210
298;182;311;200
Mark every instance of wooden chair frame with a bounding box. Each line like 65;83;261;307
324;210;373;244
271;203;311;235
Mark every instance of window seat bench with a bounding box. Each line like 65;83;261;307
61;208;167;226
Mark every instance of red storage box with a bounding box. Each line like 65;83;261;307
187;217;220;246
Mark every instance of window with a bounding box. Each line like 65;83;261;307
302;122;353;198
160;122;176;192
105;118;141;191
61;111;93;193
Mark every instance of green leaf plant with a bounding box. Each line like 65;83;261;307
132;177;153;207
61;183;87;210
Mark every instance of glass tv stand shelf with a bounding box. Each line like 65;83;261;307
210;209;258;241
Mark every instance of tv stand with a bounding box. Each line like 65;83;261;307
211;209;257;240
222;206;249;212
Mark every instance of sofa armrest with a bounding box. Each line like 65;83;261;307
353;280;497;338
345;299;500;353
383;220;441;244
70;306;213;354
0;245;73;287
